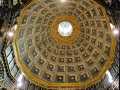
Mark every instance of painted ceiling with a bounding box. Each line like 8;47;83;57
13;0;116;89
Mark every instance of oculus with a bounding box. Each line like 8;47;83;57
58;21;73;37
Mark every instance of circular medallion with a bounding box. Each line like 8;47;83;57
13;0;116;89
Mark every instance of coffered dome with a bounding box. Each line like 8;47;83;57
13;0;116;89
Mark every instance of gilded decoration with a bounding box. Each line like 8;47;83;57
13;0;116;89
